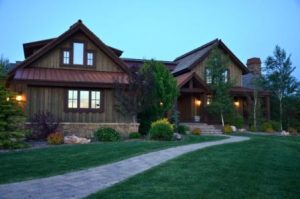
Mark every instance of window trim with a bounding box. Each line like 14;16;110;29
64;89;104;113
86;50;96;67
60;40;96;68
205;67;212;84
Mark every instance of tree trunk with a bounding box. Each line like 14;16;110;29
221;112;224;127
279;98;283;131
253;93;257;130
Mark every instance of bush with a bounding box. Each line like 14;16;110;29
223;125;233;134
29;111;60;140
129;132;141;139
47;132;64;145
249;126;257;132
177;125;189;135
260;122;274;133
270;120;281;132
191;128;201;135
288;127;298;136
233;114;244;129
149;118;173;141
94;128;120;142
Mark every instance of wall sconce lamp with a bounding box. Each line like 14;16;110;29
160;101;163;106
16;93;24;102
195;99;202;106
234;100;240;107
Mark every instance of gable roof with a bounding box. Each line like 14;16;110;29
176;72;210;91
8;20;129;79
172;39;249;76
23;38;123;58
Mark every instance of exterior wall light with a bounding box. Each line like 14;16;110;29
195;99;201;106
16;94;24;102
234;100;240;107
160;101;163;106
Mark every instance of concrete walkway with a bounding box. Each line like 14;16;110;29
0;135;249;199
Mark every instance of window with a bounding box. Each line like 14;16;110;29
91;91;101;109
63;50;70;64
67;89;102;111
73;42;84;65
87;52;94;66
205;68;212;84
222;69;229;83
68;90;78;108
80;91;89;108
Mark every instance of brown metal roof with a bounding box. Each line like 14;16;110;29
122;58;177;71
13;68;128;85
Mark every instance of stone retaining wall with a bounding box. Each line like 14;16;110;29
59;123;140;138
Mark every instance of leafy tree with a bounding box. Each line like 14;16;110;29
139;60;179;134
205;48;234;126
114;67;155;123
0;56;9;78
264;46;299;131
0;85;28;149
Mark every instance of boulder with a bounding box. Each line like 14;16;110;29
281;131;290;136
64;135;91;144
231;126;237;132
239;128;246;132
173;133;182;140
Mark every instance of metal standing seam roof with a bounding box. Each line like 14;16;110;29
13;68;128;84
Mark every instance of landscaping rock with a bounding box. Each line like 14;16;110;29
173;133;182;140
64;135;91;144
231;126;237;132
239;128;246;132
281;131;290;136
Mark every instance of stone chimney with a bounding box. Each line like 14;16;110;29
246;57;261;75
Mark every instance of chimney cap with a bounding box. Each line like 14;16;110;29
247;57;261;65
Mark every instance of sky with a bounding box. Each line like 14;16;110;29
0;0;300;78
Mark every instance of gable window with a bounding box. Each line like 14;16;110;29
222;69;229;83
87;52;94;66
68;90;78;108
66;89;103;111
73;42;84;65
63;50;70;64
205;68;212;84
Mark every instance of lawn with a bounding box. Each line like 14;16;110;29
0;135;224;184
89;135;300;199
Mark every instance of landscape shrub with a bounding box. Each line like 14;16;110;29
270;120;281;132
29;111;60;140
128;132;141;139
94;128;120;142
249;126;257;132
223;125;233;134
177;125;189;134
191;128;201;135
233;114;244;129
47;132;64;145
149;118;173;141
288;127;298;136
260;122;274;133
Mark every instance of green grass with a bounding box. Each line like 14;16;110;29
0;135;223;184
89;135;300;199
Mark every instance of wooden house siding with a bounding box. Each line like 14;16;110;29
191;48;243;86
31;32;122;72
26;86;129;123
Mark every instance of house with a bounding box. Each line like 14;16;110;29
7;20;270;136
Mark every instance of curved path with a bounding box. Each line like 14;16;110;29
0;135;249;199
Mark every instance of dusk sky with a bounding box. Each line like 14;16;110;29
1;0;299;78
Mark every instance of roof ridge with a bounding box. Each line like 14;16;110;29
174;38;219;61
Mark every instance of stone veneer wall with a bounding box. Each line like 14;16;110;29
60;123;140;138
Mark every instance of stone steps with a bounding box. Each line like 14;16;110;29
180;123;223;134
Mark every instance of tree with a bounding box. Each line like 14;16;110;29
0;85;28;149
264;46;299;131
205;48;234;127
251;75;265;130
139;60;179;134
114;67;155;123
0;56;9;78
